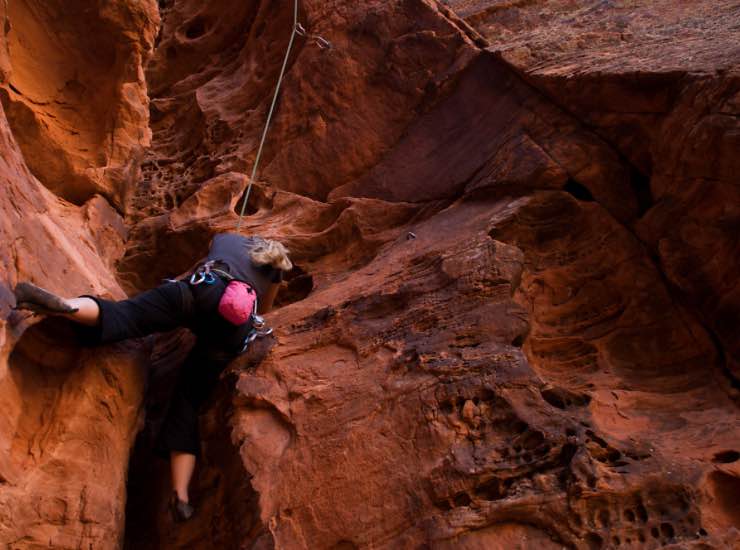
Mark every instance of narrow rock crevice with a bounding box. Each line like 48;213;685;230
563;179;596;202
274;265;314;308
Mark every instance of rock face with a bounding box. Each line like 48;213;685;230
0;1;157;547
0;0;159;208
0;0;738;549
444;0;740;382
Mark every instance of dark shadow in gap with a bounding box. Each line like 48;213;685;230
234;184;272;217
629;165;653;218
563;179;595;202
273;265;314;308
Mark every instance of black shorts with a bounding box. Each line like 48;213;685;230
79;279;251;456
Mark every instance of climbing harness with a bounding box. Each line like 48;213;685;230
235;0;332;232
189;260;273;348
189;260;230;286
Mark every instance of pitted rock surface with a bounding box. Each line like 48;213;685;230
0;1;737;549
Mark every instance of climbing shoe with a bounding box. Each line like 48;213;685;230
13;282;78;315
169;492;194;523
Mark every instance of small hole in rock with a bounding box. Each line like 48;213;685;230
520;430;545;450
636;503;648;522
480;388;497;402
707;471;740;530
453;492;471;507
625;509;635;522
436;499;452;511
660;523;675;539
274;266;314;308
584;532;603;550
512;421;528;434
563;179;595;202
712;450;740;463
185;16;208;39
475;479;506;501
541;387;566;409
535;444;550;456
560;443;578;465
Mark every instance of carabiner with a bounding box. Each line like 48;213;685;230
316;36;332;49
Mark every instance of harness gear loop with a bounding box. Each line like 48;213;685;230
315;36;332;49
235;0;331;232
190;260;215;285
188;260;271;351
295;22;332;49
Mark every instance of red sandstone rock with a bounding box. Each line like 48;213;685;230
121;1;739;549
0;97;149;546
0;0;159;208
445;0;740;381
0;2;157;547
0;0;738;549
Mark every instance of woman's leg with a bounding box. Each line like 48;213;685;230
170;451;197;503
157;339;234;516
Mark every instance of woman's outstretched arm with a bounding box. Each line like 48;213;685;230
65;297;101;325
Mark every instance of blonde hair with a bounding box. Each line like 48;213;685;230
250;238;293;271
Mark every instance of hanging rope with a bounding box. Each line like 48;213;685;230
236;0;331;232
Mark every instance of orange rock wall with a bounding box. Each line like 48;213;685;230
0;1;158;208
0;1;738;549
0;1;157;547
123;1;739;549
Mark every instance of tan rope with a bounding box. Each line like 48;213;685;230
236;0;300;232
235;1;332;232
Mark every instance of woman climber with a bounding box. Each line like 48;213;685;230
13;233;292;522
